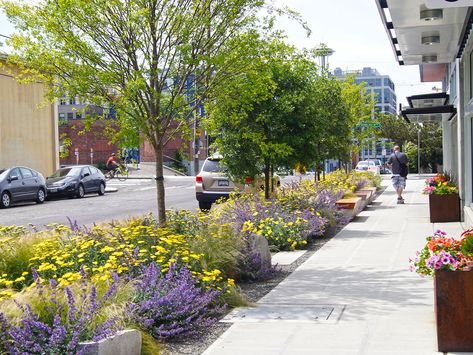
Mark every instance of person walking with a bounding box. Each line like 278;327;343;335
387;145;409;204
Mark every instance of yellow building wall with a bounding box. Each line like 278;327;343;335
0;61;58;176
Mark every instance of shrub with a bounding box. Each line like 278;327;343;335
127;263;225;338
0;270;121;354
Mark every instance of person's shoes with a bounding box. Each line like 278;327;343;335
397;198;405;204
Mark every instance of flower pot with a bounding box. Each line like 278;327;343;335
435;270;473;352
429;193;460;223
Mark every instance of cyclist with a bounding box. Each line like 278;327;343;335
106;153;119;176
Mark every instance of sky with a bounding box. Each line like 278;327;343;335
273;0;441;108
0;0;440;107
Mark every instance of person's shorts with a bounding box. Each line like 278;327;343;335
392;175;406;189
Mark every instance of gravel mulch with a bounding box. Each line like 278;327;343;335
160;187;385;354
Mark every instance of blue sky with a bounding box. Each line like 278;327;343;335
0;1;439;107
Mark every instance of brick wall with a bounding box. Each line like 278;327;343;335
59;120;118;166
59;120;190;165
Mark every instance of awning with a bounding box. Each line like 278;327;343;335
407;92;449;108
375;0;473;66
401;105;456;123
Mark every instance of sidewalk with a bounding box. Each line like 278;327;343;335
124;162;190;179
204;176;467;355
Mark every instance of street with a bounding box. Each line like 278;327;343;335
0;176;197;228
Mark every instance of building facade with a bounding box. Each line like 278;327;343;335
0;56;58;176
334;67;397;115
376;0;473;225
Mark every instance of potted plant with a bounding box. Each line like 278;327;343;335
423;173;460;223
410;229;473;352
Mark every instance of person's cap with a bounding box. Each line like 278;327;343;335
111;153;116;156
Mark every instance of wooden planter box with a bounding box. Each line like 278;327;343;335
429;193;460;223
435;270;473;352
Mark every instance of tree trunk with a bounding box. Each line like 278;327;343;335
270;164;274;193
264;159;270;199
154;141;166;225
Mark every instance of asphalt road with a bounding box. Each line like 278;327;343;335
0;176;197;228
0;174;313;228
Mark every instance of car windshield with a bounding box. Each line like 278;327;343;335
202;159;222;173
50;167;82;178
357;162;368;167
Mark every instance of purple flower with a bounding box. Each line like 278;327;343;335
127;262;225;338
0;278;121;353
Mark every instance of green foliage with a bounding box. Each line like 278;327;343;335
340;75;376;157
206;36;352;197
140;330;163;355
405;141;418;173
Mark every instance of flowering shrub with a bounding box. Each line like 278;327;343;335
318;170;381;194
423;173;458;195
0;270;121;354
216;193;328;251
127;262;225;338
409;230;473;276
0;218;234;300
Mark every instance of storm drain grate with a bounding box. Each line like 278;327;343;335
221;304;345;324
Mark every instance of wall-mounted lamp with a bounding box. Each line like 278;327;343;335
422;31;440;45
422;54;438;63
420;8;443;21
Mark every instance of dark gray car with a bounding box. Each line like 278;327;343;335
46;165;106;199
0;166;47;208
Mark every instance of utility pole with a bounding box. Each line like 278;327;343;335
418;128;421;174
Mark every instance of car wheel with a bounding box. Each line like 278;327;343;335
0;191;11;208
76;184;85;198
199;201;212;211
36;188;45;204
98;182;105;196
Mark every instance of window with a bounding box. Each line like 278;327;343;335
60;98;67;105
69;97;76;105
59;113;65;120
9;168;21;180
75;112;82;119
67;112;74;120
19;168;33;179
81;167;92;176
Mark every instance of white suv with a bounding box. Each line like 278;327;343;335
195;155;244;210
195;155;280;210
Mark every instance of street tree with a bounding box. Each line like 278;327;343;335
339;75;376;164
206;39;322;198
376;112;412;149
2;0;272;224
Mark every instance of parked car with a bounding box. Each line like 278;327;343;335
0;166;47;208
195;155;280;210
46;165;106;199
355;160;380;174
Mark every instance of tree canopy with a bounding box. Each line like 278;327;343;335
2;0;276;223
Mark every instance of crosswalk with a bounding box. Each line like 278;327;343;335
106;179;194;192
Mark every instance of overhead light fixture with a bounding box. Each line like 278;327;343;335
420;8;443;21
422;54;438;63
422;31;440;45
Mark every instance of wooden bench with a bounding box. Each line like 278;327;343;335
359;187;377;204
336;196;363;219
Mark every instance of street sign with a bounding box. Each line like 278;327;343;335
358;121;381;128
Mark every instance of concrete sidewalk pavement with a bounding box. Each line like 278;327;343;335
204;176;467;355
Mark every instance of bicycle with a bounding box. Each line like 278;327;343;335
105;164;129;181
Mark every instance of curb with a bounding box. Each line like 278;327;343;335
105;187;118;193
